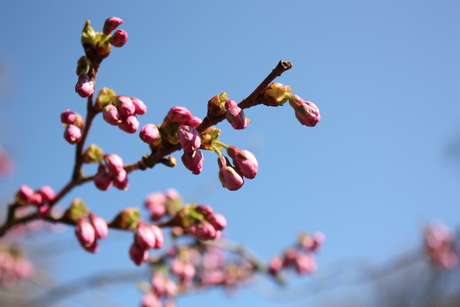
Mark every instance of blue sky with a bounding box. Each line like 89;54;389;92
0;1;459;306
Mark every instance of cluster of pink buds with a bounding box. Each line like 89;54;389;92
0;246;34;288
61;109;84;144
75;213;108;253
94;154;129;190
130;222;164;266
217;146;258;191
423;223;458;269
187;205;227;241
103;17;128;47
269;231;325;276
103;96;147;133
144;188;181;221
157;106;204;173
141;271;177;307
15;185;55;218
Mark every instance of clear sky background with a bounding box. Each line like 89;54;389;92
0;1;459;307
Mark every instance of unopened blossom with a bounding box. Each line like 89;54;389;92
225;99;248;130
186;116;202;128
60;109;77;125
178;126;201;153
139;124;160;144
268;256;284;275
218;157;244;191
64;125;82;144
75;218;96;250
131;97;147;115
195;222;218;241
29;193;43;207
110;29;128;47
103;17;123;35
94;165;112;191
295;253;317;274
181;150;204;175
104;154;124;174
141;292;161;307
195;204;213;218
289;94;321;127
75;73;94;98
208;213;227;231
144;192;166;221
166;106;192;123
116;96;135;117
300;232;325;251
89;213;108;239
37;204;52;219
38;186;55;202
102;104;122;125
151;225;165;248
15;185;34;205
112;169;129;190
129;243;149;266
227;146;258;179
135;222;157;250
118;115;139;133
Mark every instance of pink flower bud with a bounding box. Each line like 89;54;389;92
269;256;284;275
102;104;122;125
75;73;94;98
94;165;112;191
186;116;202;128
110;29;128;47
171;258;184;275
103;17;123;35
37;204;52;219
131;97;147;115
141;293;160;307
295;253;317;274
75;218;96;249
64;125;82;144
118;115;140;133
195;222;217;241
129;243;149;266
227;146;258;179
116;96;135;117
83;240;99;253
112;169;129;190
15;185;34;205
195;204;213;218
139;124;160;144
144;192;166;221
60;109;76;125
178;126;201;153
89;213;108;239
38;186;55;202
166;106;192;123
289;95;321;127
225;99;248;130
151;225;164;248
218;164;244;191
208;213;227;231
181;150;204;175
104;154;124;174
29;192;43;207
135;222;156;250
165;188;179;200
